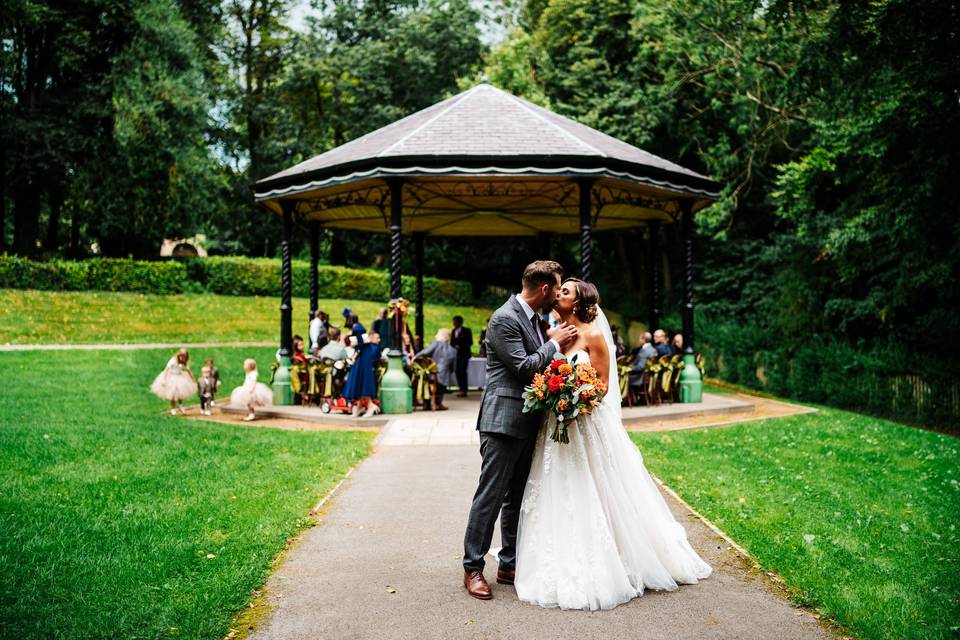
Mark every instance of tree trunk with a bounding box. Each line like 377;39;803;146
46;185;64;254
0;143;6;252
13;183;40;257
67;206;81;258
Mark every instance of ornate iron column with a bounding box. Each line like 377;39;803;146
678;200;703;403
273;200;295;405
388;178;403;303
380;177;413;414
648;220;661;332
414;231;425;345
309;221;319;328
578;178;594;280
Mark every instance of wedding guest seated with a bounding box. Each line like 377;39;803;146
290;335;310;404
629;332;658;389
292;334;308;366
318;327;348;361
343;313;360;361
672;332;684;354
416;328;457;410
400;333;417;367
653;329;672;357
611;325;627;357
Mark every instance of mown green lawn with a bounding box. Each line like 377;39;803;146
0;289;493;345
632;410;960;640
0;347;374;639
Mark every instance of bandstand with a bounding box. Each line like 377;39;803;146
254;84;721;412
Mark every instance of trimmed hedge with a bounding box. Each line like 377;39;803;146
0;255;480;306
0;256;187;294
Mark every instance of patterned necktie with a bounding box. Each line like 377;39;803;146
531;314;544;346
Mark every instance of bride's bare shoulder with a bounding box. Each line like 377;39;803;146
583;325;606;348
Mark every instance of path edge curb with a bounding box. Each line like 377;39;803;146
650;473;844;638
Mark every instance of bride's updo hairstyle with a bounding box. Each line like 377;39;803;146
562;277;600;323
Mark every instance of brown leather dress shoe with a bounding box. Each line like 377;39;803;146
464;570;492;600
496;567;515;585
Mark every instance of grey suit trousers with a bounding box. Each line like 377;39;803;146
462;431;537;573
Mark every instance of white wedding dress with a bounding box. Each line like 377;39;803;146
514;308;712;610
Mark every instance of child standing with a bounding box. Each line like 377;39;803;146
230;358;273;421
203;358;222;406
197;366;217;415
150;348;196;415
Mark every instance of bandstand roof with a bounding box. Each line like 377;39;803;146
254;84;720;236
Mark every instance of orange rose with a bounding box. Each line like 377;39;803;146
558;363;573;376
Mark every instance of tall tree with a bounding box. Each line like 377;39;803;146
83;0;221;257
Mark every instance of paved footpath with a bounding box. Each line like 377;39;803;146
247;401;835;640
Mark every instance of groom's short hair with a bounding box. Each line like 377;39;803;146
522;260;563;291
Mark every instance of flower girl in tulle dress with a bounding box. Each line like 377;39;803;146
230;358;273;421
150;348;196;415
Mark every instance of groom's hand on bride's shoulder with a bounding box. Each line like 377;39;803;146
548;322;578;349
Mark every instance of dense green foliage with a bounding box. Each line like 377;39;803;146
0;346;374;639
632;410;960;640
698;315;959;430
1;0;486;261
487;0;959;345
478;0;958;426
0;255;487;305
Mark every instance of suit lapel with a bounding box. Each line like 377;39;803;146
509;295;540;349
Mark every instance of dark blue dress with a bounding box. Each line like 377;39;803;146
343;324;382;400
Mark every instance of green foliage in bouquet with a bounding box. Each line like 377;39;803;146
522;353;607;444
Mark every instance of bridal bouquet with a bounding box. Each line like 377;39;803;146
522;354;607;444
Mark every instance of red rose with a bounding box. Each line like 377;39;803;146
547;375;565;392
549;359;565;371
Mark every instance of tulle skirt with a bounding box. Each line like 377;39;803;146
515;403;712;611
231;382;273;407
150;369;196;402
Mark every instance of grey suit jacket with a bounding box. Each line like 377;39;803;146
476;295;557;438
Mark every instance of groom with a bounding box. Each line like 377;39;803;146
462;260;579;600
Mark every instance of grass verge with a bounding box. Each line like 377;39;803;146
0;289;493;345
0;346;374;639
631;409;959;640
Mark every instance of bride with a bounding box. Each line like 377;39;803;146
514;277;712;610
